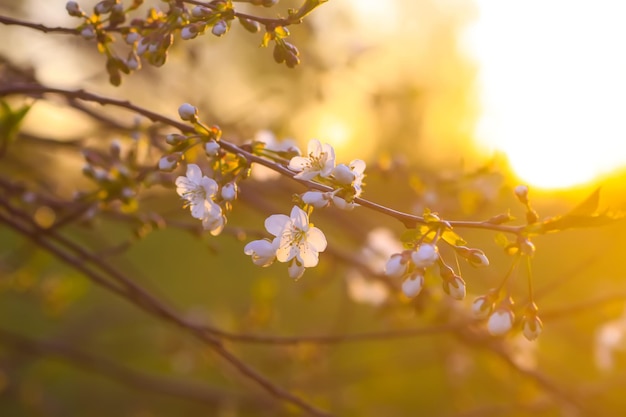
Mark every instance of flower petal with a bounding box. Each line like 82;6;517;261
306;226;327;252
288;156;310;171
290;206;309;230
265;214;290;236
186;164;202;183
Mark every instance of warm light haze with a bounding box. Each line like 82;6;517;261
464;1;626;190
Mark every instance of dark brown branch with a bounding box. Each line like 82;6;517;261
0;15;77;34
0;84;525;235
0;198;334;417
0;327;271;411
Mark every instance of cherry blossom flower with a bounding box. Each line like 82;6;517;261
288;139;335;180
244;239;278;267
175;164;220;220
271;206;327;269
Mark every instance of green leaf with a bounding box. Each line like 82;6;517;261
0;100;32;155
494;232;511;248
441;229;466;247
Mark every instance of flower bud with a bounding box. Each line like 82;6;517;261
94;0;113;15
331;195;357;211
514;184;529;204
126;52;141;71
221;182;238;201
166;133;186;146
80;26;96;40
487;308;515;336
522;314;543;341
401;272;424;298
125;32;140;44
411;244;439;268
212;20;228;37
66;1;82;17
384;253;409;278
302;191;331;208
110;140;122;159
191;6;211;17
471;295;493;319
204;140;220;156
457;246;490;267
181;26;198;40
442;275;466;300
332;163;356;185
519;238;536;257
158;153;182;172
178;103;197;121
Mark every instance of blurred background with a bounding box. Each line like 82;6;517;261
1;0;626;416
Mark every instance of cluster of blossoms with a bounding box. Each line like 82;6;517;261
175;164;229;235
66;0;311;85
291;139;366;211
244;206;327;280
164;101;546;340
243;138;367;278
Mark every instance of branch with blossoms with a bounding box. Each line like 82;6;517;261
3;3;626;415
1;82;623;343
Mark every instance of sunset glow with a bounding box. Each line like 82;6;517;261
464;1;626;189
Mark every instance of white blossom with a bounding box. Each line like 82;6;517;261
268;206;327;271
288;139;335;180
244;239;278;267
175;164;219;220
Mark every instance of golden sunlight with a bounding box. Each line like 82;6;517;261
464;1;626;189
